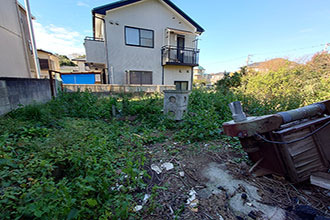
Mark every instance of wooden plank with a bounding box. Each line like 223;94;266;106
311;124;330;167
292;151;320;164
298;163;325;179
288;140;315;157
278;134;299;182
294;157;320;169
310;172;330;190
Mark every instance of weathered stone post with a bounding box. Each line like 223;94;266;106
163;90;190;120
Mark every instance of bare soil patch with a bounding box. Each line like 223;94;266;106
141;140;330;220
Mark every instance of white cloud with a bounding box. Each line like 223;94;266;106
33;21;85;55
77;1;89;7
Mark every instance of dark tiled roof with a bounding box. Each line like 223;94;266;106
92;0;204;33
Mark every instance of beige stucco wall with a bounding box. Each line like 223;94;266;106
103;0;198;86
38;50;60;78
0;0;33;78
164;65;192;88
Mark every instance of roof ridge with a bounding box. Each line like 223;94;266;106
92;0;204;33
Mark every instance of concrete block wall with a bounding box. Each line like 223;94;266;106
0;81;11;115
0;77;52;115
63;84;176;95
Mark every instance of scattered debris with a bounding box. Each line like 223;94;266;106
151;162;174;174
186;189;199;212
216;213;224;220
161;162;174;171
151;164;162;174
143;141;330;220
186;189;197;205
134;194;150;213
241;193;247;200
201;162;287;219
310;172;330;190
134;205;143;212
143;194;150;205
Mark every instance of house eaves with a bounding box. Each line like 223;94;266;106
92;0;205;33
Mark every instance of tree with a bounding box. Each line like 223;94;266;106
56;54;77;66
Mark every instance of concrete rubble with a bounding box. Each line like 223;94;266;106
199;162;287;219
151;162;174;174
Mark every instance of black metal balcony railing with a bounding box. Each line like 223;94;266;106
161;46;199;66
84;36;104;42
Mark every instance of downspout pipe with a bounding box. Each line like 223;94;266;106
24;0;41;78
92;12;95;38
94;15;112;84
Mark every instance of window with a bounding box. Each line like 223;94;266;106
125;26;154;48
129;71;152;85
39;59;49;70
174;81;188;90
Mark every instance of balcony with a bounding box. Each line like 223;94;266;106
161;46;199;67
84;37;106;64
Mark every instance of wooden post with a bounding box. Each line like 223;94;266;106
49;70;55;98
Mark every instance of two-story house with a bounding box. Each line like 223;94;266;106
84;0;204;90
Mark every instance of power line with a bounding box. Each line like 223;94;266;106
203;43;325;65
253;44;324;56
205;56;247;65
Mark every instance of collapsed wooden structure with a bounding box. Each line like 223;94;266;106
222;100;330;189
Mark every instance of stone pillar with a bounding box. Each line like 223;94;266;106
163;90;190;120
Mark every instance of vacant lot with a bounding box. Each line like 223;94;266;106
0;90;329;219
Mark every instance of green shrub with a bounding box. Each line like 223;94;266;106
0;119;148;219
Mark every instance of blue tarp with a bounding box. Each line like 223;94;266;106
61;74;96;84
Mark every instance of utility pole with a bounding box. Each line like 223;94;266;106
24;0;41;78
246;54;253;66
324;43;330;52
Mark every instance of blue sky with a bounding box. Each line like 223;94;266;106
19;0;330;73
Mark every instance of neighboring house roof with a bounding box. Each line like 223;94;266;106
92;0;205;33
194;66;205;70
248;62;261;68
72;58;87;62
37;49;54;55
